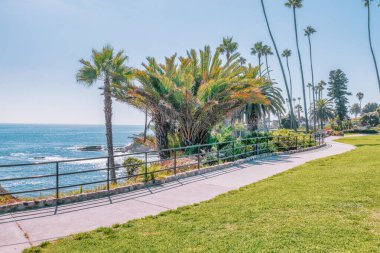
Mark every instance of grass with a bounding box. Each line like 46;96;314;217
25;135;380;253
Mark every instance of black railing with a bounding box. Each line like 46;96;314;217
0;134;325;201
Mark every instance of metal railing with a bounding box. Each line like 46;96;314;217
0;134;324;201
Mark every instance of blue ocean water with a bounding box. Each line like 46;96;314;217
0;124;145;197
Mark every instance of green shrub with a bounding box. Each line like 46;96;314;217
123;157;145;177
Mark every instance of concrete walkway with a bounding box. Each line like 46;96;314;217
0;137;355;253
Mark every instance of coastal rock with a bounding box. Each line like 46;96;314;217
0;184;7;195
78;146;103;151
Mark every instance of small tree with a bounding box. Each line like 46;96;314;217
327;69;352;128
350;103;361;118
360;112;380;127
362;102;379;114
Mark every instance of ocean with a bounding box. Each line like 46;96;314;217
0;124;145;197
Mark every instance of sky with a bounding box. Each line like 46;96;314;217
0;0;379;125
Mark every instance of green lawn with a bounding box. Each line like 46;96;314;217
26;136;380;253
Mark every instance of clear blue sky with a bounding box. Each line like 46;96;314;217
0;0;379;125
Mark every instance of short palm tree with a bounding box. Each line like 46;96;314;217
310;99;335;129
263;45;273;79
364;0;380;90
260;0;296;131
315;81;326;100
219;36;239;62
295;104;303;123
76;45;132;182
356;91;364;112
251;42;265;76
282;49;294;98
238;56;247;66
350;103;361;118
285;0;309;132
113;46;269;158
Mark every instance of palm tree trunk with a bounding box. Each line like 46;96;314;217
292;7;309;132
286;57;293;99
260;0;296;131
258;56;262;76
265;55;271;79
307;35;317;131
104;78;116;183
143;106;148;143
153;112;171;159
367;4;380;91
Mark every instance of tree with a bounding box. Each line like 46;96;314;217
350;103;361;118
219;36;238;62
113;46;269;158
295;104;303;123
251;42;265;76
364;0;380;90
310;99;335;129
327;69;352;128
263;45;273;79
260;0;296;131
281;49;294;98
305;25;317;130
362;102;379;113
285;0;309;132
356;92;364;112
360;112;380;127
238;56;247;66
315;80;327;100
246;85;285;131
76;45;132;183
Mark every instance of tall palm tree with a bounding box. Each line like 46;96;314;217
307;83;313;107
282;49;294;99
356;91;364;113
260;0;297;131
263;45;273;79
219;36;239;62
315;81;326;100
304;25;317;131
251;42;265;76
364;0;380;91
76;45;132;182
310;99;335;130
285;0;309;132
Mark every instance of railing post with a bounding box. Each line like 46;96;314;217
174;149;177;175
232;141;235;161
107;157;110;191
55;162;59;200
256;137;259;155
303;136;305;149
197;146;201;169
217;144;220;164
144;152;148;182
309;134;312;147
295;136;298;150
266;137;269;153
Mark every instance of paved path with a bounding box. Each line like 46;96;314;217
0;137;355;253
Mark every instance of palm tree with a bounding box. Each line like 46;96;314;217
315;81;326;100
76;45;132;182
364;0;380;91
304;25;317;131
350;103;361;118
247;85;285;131
260;0;297;131
238;56;247;66
307;83;313;107
113;46;269;156
282;49;294;99
285;0;309;132
251;42;265;76
356;91;364;113
295;104;303;123
263;45;273;79
219;36;239;62
310;99;335;129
